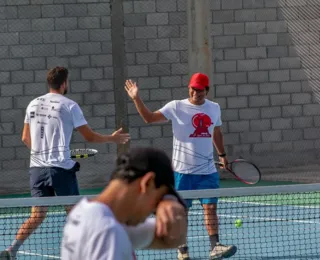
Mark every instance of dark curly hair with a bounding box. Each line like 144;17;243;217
46;67;69;90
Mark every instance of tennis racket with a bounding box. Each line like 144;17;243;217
70;148;98;159
215;159;261;185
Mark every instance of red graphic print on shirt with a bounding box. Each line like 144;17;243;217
189;113;213;138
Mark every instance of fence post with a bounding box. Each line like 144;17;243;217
110;0;129;155
187;0;213;100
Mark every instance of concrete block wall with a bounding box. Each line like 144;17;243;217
211;0;320;168
123;0;189;154
1;0;320;194
124;0;320;169
0;0;116;194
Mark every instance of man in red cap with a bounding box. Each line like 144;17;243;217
124;73;237;259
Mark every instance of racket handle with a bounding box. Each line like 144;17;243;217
214;161;224;166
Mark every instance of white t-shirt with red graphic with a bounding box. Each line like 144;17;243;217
159;99;222;175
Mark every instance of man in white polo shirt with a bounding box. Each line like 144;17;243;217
124;73;237;259
60;147;187;259
0;67;130;260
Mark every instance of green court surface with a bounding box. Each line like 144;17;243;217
0;179;300;199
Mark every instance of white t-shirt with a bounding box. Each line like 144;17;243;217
61;198;156;260
24;93;87;169
159;99;222;175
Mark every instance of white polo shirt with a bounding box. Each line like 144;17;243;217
159;99;222;175
24;93;87;169
61;198;156;260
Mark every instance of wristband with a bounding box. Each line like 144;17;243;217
218;153;226;157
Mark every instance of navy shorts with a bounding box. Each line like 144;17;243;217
174;172;220;208
29;162;80;197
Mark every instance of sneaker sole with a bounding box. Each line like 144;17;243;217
210;256;222;260
222;245;237;258
178;255;191;260
0;251;11;260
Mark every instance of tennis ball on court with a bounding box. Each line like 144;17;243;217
235;219;242;228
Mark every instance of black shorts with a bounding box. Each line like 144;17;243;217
29;162;80;197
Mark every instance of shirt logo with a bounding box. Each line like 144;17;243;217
189;113;213;138
51;106;61;112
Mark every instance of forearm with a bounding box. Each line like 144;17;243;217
148;198;188;249
213;130;225;155
133;96;153;123
23;140;31;150
147;217;187;249
87;132;114;143
160;217;187;248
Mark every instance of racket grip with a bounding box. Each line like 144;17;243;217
214;161;224;166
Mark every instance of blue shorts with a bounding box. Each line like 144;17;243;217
174;172;220;208
29;162;80;197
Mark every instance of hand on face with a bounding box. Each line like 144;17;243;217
154;199;186;238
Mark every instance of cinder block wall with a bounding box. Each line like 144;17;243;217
0;1;116;194
0;0;319;194
210;0;320;168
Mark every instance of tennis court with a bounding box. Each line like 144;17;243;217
1;184;320;260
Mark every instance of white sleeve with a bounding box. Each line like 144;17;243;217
215;104;222;127
124;218;156;249
70;103;87;128
24;108;30;124
89;227;127;260
158;101;176;121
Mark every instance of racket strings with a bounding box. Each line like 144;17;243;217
232;162;260;183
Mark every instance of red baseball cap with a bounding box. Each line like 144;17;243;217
188;73;209;90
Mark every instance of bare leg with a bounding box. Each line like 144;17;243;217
16;206;48;241
14;204;72;242
203;204;237;259
203;204;219;237
64;205;74;215
177;209;189;259
6;206;48;258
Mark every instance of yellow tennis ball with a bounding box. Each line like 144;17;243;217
235;219;242;228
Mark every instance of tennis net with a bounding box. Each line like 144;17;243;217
0;183;320;259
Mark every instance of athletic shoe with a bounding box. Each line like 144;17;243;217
0;250;15;260
209;243;237;259
177;244;190;260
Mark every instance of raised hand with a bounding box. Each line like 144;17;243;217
111;127;130;144
125;79;139;100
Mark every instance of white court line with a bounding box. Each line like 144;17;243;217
221;199;320;209
1;200;320;223
3;210;318;225
18;250;60;259
2;198;319;219
1;211;319;226
0;211;65;219
188;211;320;225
